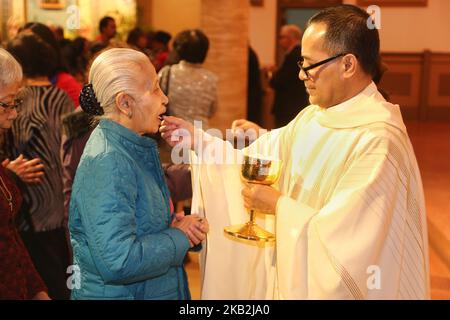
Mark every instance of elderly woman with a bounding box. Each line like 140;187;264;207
69;48;208;300
0;48;49;300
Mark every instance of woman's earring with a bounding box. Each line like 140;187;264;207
127;111;133;119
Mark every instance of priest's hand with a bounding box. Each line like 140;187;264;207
242;184;282;214
231;119;262;133
160;116;194;149
231;119;265;141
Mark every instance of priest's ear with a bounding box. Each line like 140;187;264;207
342;54;358;78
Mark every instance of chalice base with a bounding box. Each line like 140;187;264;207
224;223;275;242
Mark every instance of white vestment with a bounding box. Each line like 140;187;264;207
191;82;430;299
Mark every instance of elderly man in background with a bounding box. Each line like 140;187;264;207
269;24;309;128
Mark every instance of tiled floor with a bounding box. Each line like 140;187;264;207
185;121;450;300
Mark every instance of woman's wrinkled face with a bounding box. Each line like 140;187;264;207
131;61;168;135
0;82;20;130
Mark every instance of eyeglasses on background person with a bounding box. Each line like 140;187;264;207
0;99;23;111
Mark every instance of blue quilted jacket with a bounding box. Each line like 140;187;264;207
69;119;191;300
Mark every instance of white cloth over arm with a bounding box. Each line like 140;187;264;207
190;127;287;300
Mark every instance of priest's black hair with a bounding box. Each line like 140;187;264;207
308;4;380;78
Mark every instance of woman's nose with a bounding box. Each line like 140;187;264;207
9;108;18;120
162;92;169;105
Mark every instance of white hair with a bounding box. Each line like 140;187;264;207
89;48;152;114
0;48;23;89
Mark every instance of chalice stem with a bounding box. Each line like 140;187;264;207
248;210;256;225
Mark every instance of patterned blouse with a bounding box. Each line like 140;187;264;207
4;86;74;232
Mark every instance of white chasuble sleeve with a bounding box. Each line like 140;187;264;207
276;135;429;299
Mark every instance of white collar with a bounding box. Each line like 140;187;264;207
314;81;406;132
325;82;378;113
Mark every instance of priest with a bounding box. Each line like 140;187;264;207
160;4;429;300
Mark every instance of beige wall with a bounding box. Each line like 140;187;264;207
346;0;450;52
151;0;201;38
249;0;277;66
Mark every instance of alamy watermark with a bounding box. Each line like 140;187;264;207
367;265;381;290
366;5;381;30
67;264;81;290
169;120;270;165
66;5;80;30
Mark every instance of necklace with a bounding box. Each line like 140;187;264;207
0;175;13;213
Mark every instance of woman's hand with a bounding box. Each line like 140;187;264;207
2;155;45;184
241;183;282;214
172;213;209;247
159;116;195;149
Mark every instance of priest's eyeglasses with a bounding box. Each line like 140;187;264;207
297;53;346;78
0;99;23;111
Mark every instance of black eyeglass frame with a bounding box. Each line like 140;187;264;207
0;99;23;111
297;53;347;78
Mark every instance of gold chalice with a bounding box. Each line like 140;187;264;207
224;155;282;242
